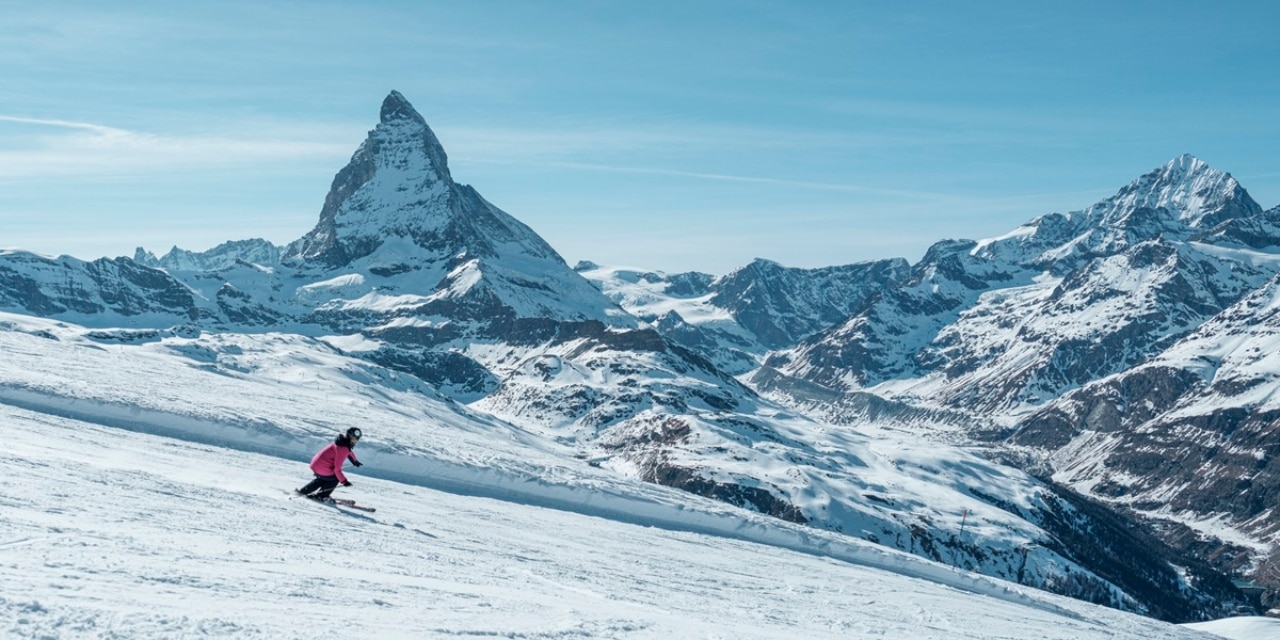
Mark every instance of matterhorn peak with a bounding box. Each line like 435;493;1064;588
371;89;453;184
380;90;426;125
285;90;459;265
275;91;634;326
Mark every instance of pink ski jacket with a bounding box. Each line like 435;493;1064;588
310;439;359;483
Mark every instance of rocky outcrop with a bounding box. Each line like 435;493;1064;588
0;252;200;323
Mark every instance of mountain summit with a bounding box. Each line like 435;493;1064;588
277;90;628;326
954;155;1263;272
286;91;552;267
377;89;454;183
1081;153;1260;243
763;154;1275;400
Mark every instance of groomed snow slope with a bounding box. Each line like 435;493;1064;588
2;404;1227;640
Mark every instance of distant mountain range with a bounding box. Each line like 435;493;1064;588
746;155;1280;576
3;91;1276;621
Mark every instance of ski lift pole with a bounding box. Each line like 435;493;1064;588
952;508;969;570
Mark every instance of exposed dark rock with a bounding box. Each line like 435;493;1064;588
360;345;498;401
1030;480;1251;622
650;463;809;524
709;257;910;349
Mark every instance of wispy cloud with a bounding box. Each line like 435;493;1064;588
536;160;945;199
0;115;351;181
0;115;126;135
442;119;1058;163
443;121;1116;214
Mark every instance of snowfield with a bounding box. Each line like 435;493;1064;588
0;313;1265;639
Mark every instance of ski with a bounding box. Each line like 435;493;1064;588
329;497;376;513
286;490;376;512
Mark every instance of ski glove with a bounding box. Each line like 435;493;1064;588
351;460;363;467
342;480;353;487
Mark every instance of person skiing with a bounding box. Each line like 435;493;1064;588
296;427;364;502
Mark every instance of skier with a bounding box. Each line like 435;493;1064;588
296;427;364;502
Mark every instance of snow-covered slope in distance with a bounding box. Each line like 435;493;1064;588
0;321;1240;639
728;156;1280;602
574;261;763;373
576;257;910;375
1008;270;1280;548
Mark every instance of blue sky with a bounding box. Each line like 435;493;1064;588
3;1;1278;274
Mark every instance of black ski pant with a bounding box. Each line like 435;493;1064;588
298;474;340;499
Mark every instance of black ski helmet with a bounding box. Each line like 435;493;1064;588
346;427;363;441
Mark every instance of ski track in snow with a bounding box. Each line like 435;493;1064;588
2;402;1230;639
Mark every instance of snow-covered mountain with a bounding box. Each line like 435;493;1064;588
0;250;201;323
1008;270;1280;562
748;155;1280;597
577;257;910;374
0;93;1266;620
761;155;1270;407
135;238;282;273
281;91;630;328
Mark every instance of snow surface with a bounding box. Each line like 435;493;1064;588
576;264;729;324
0;312;1260;639
1184;617;1280;640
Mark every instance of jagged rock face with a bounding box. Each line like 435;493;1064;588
580;258;910;375
216;282;287;327
709;258;911;349
639;310;755;374
135;239;281;273
273;91;630;329
0;251;200;323
750;156;1280;590
1007;155;1262;270
286;90;455;266
284;91;563;271
1094;154;1260;233
359;344;500;402
1008;274;1280;553
1192;205;1280;250
909;239;1275;412
766;238;1019;389
768;156;1271;412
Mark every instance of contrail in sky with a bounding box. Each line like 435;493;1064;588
0;114;127;136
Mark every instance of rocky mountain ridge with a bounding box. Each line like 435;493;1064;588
574;257;911;374
732;154;1280;593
